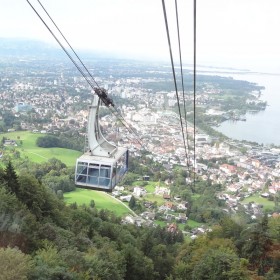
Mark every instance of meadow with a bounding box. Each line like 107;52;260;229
64;188;133;216
1;131;81;166
156;219;203;230
1;131;133;215
242;194;275;211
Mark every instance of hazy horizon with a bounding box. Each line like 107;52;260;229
1;0;280;73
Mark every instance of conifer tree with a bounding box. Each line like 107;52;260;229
4;161;20;195
129;195;136;209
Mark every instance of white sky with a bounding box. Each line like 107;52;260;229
1;0;280;72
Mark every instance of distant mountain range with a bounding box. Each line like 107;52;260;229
0;38;66;58
0;38;123;61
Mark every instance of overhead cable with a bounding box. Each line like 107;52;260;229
36;0;100;89
161;0;189;161
174;0;191;169
26;0;143;147
193;0;197;189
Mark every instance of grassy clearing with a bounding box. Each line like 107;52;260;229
132;180;168;205
156;219;203;230
177;219;203;230
0;131;81;166
64;188;132;216
145;193;166;205
187;219;203;228
132;180;161;193
242;195;275;210
191;194;201;200
154;220;166;227
144;181;161;193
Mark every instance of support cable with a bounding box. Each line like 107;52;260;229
26;0;143;147
193;0;197;189
26;0;99;94
161;0;188;160
174;0;191;169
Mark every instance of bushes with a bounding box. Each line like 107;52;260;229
36;134;83;151
36;135;60;148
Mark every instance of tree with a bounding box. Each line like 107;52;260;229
30;244;77;280
241;215;273;275
0;167;5;184
268;215;280;242
0;185;38;251
129;195;136;209
4;161;20;195
89;199;95;208
56;190;64;199
192;250;249;280
149;244;174;280
0;247;33;280
17;173;65;225
42;174;75;193
122;244;154;280
122;172;138;185
17;174;46;220
219;217;243;240
36;135;60;148
84;243;126;280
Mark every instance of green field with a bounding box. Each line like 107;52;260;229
1;132;205;220
156;219;203;230
1;131;81;166
191;194;201;200
64;188;133;216
186;219;203;229
242;195;275;210
1;131;134;215
132;180;161;193
144;181;160;193
144;193;166;205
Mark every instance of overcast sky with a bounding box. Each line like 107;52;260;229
1;0;280;72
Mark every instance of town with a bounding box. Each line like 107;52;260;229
0;55;279;238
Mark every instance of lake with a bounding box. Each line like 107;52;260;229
208;71;280;145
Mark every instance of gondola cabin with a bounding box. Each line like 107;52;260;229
75;147;128;191
75;92;128;192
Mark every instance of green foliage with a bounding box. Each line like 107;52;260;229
0;247;33;280
84;243;126;280
189;189;226;223
42;173;75;193
121;172;139;185
172;236;249;280
1;159;280;279
0;174;40;250
4;161;20;195
149;244;174;280
129;195;136;209
2;111;16;128
268;216;280;241
36;134;83;151
36;135;60;148
17;174;47;220
122;244;154;280
89;199;95;208
192;250;249;280
241;215;273;275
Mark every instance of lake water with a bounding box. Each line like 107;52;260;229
209;71;280;145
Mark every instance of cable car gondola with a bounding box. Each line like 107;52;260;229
75;91;128;192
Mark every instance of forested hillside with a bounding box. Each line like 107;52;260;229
0;161;280;280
